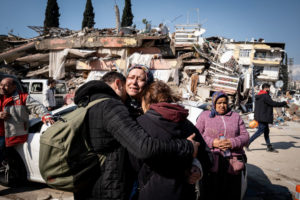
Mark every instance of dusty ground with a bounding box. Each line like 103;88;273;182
0;121;299;200
244;121;300;200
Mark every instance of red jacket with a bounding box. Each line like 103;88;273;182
0;91;50;147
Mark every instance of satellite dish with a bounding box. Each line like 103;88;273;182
199;28;206;35
220;51;234;63
194;28;206;36
275;80;284;88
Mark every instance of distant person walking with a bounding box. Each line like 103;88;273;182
43;79;56;111
246;83;288;152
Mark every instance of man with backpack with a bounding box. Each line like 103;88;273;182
72;72;199;200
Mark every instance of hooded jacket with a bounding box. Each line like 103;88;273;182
254;90;287;123
133;103;213;200
73;81;194;200
0;91;50;147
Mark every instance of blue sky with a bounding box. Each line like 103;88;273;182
1;0;300;65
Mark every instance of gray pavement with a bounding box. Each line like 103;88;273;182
243;121;300;200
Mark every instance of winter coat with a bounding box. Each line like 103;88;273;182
43;87;56;108
196;110;249;172
73;81;194;200
133;103;213;200
254;91;287;123
0;91;50;147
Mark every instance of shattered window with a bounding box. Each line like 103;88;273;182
55;83;67;94
31;83;43;93
254;51;266;58
239;49;251;57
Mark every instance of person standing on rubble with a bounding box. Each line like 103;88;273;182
43;78;56;111
246;83;288;152
0;77;54;168
73;71;199;200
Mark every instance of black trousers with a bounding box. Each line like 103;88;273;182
201;155;242;200
248;122;271;146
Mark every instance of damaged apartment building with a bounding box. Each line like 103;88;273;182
0;25;287;112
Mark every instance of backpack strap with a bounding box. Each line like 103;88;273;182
85;98;110;110
85;98;109;164
97;154;106;165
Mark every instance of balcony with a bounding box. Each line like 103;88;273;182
252;56;282;65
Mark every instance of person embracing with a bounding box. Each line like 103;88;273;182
73;72;199;200
130;80;213;200
125;64;154;119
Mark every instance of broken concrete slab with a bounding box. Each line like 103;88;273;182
35;36;139;50
0;42;35;63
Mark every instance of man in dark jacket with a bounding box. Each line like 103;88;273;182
247;83;287;152
73;72;199;200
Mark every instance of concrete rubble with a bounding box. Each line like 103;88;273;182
0;24;298;124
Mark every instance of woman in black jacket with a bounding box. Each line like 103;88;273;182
132;81;213;200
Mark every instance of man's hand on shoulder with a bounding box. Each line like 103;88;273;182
187;133;200;158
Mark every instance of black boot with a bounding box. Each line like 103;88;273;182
244;145;251;152
267;145;278;153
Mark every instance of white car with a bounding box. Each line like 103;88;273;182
21;79;68;108
0;104;77;186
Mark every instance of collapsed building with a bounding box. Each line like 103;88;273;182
1;24;297;122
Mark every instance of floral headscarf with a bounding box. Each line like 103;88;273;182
209;91;230;118
126;64;154;84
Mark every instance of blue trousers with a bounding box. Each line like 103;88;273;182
248;122;271;146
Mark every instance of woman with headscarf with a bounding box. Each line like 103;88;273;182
125;64;154;119
195;91;249;200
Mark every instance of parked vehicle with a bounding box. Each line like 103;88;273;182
21;79;68;108
0;104;77;186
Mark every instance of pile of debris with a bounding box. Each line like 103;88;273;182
0;25;286;114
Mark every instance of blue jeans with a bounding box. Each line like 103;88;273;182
0;136;5;164
248;122;271;147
